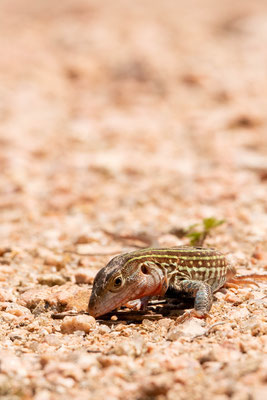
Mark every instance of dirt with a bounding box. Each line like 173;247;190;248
0;0;266;399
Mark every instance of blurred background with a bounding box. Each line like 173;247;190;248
0;0;267;251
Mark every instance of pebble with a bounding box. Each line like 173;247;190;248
1;303;33;317
0;288;16;302
75;268;96;284
157;318;173;328
0;246;11;256
44;254;65;269
167;318;206;341
0;351;27;377
37;274;67;286
9;328;29;341
98;324;111;334
241;317;267;336
112;336;146;357
224;293;243;304
18;283;90;312
61;315;96;334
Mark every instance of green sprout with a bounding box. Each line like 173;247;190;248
171;217;225;246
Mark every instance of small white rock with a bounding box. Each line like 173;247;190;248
167;318;206;341
61;315;96;334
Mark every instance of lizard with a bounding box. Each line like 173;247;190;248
88;246;266;320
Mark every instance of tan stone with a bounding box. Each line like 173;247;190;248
18;283;91;312
61;315;96;334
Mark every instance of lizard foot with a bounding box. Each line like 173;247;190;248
176;309;209;324
123;297;149;311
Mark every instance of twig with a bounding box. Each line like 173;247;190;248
51;311;82;319
206;321;227;334
98;311;164;322
102;229;158;247
190;321;227;341
87;350;102;353
63;249;121;256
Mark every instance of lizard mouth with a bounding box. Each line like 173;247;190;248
88;301;122;318
88;277;166;318
88;293;129;318
88;307;104;318
88;282;148;318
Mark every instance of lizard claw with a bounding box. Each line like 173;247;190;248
123;299;143;311
123;297;149;311
176;309;209;324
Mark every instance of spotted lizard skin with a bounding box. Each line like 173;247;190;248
88;246;236;318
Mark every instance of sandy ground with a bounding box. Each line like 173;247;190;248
0;0;266;399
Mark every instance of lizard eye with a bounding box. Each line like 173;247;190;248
110;275;124;292
114;277;122;287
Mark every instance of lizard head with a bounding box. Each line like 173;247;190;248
88;252;167;318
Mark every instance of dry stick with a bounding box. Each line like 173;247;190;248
226;273;267;289
98;311;165;322
60;231;154;257
51;311;80;319
62;233;156;256
190;321;227;341
236;273;267;281
62;241;155;257
51;310;164;322
51;299;190;321
87;350;102;353
63;249;122;256
197;231;208;246
102;229;158;247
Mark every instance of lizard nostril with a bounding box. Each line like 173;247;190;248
141;264;149;275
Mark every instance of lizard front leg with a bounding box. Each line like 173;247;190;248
172;280;213;322
123;296;150;311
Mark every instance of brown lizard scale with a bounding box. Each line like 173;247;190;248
89;246;238;319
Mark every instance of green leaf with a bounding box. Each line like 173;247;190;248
203;217;225;231
187;223;199;232
186;231;203;246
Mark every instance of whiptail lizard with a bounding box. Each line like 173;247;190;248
88;246;265;320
